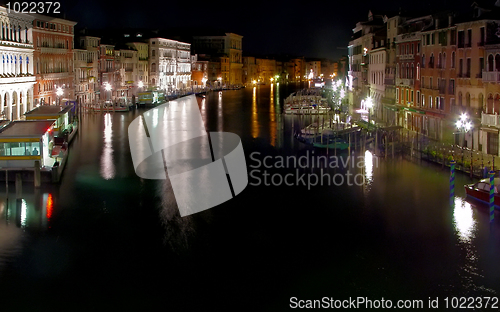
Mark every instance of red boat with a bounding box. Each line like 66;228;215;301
464;178;500;209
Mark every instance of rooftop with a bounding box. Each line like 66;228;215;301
25;105;73;117
0;121;54;138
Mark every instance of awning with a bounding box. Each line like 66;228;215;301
383;104;400;112
403;107;426;114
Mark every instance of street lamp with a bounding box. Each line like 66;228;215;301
456;113;472;147
105;82;112;105
56;87;63;106
364;96;373;124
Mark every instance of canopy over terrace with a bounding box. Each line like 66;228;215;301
24;105;74;133
0;120;56;169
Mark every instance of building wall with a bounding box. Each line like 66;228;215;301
149;38;191;92
32;14;76;107
192;33;243;86
0;6;35;120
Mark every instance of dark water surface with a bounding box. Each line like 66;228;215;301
1;84;500;311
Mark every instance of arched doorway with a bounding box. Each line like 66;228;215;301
12;91;18;120
4;92;10;120
19;91;23;117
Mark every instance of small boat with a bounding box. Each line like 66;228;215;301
92;105;130;112
464;178;500;209
284;104;330;115
313;137;350;150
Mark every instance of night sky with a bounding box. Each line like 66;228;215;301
1;0;479;59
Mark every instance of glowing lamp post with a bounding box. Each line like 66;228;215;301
105;82;112;104
56;87;63;106
365;96;373;124
456;113;472;147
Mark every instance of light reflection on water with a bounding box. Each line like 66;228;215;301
364;150;374;187
1;87;500;309
453;197;476;243
100;113;115;180
252;86;259;138
0;192;54;270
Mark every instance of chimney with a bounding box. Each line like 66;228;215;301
435;18;439;29
448;15;453;27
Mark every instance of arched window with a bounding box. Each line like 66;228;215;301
487;93;494;114
458;92;463;106
443;52;446;69
496;54;500;72
438;53;442;68
430;53;435;68
151;63;156;72
487;54;494;71
411;63;414;79
417;63;420;80
452;52;456;68
422;54;426;68
466;92;471;107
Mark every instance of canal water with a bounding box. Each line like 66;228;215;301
1;84;500;311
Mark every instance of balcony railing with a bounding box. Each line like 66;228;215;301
0;74;35;84
482;71;500;82
399;54;414;60
482;112;500;127
396;78;414;86
384;78;395;85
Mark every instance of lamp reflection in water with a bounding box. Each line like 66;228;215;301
270;83;276;146
453;196;480;287
100;113;115;179
20;199;27;228
252;86;259;138
218;89;223;132
453;197;476;243
364;150;374;185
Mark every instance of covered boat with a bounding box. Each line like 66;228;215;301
464;178;500;209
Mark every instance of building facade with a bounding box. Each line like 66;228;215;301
32;14;76;107
192;33;243;86
0;6;35;120
74;35;99;105
149;38;191;92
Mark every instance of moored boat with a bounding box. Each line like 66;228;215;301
464;178;500;209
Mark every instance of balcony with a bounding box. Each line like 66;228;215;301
482;71;500;82
396;78;414;86
40;47;68;54
384;78;395;85
0;40;33;49
482;112;500;127
399;54;414;60
42;72;71;79
0;74;35;84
